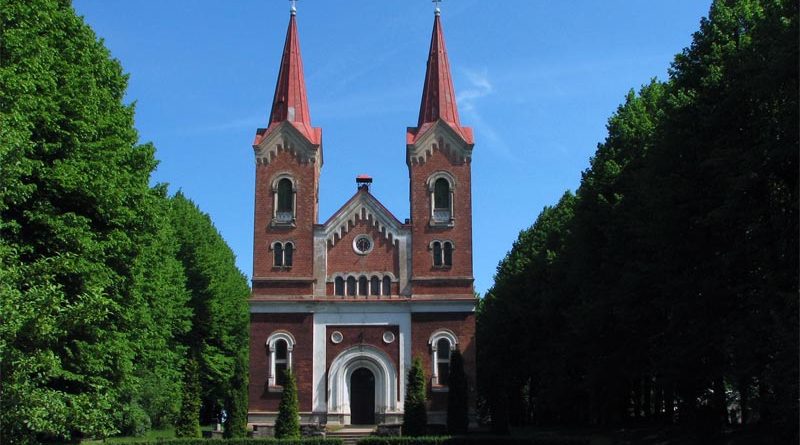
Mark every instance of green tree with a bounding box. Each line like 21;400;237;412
223;352;249;438
403;357;428;436
274;369;300;439
169;192;250;426
478;0;797;440
446;350;469;435
0;0;183;442
175;358;202;438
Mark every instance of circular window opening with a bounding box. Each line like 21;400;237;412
382;331;396;344
331;331;343;344
353;234;374;255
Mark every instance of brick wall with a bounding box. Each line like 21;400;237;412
325;219;400;295
253;147;318;298
325;325;400;390
410;312;476;411
408;147;473;297
249;312;314;412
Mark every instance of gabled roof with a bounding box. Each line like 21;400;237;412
254;10;321;146
318;189;408;247
409;10;473;145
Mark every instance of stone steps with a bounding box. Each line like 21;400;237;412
326;426;376;445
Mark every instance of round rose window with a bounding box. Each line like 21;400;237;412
353;235;373;255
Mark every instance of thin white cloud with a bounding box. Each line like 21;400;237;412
457;68;516;161
185;115;264;134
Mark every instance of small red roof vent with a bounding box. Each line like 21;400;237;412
356;174;373;191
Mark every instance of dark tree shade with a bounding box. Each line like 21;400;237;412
477;0;798;441
446;350;469;435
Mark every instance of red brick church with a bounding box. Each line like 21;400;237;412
248;5;476;428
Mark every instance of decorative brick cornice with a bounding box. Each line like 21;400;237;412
406;120;474;166
253;121;322;166
318;190;409;247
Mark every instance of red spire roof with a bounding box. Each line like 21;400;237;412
410;11;473;145
255;10;320;146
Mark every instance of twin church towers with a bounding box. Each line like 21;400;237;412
248;4;477;429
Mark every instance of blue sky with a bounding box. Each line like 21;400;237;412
73;0;712;295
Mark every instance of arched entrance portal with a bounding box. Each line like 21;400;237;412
327;345;399;425
349;368;375;424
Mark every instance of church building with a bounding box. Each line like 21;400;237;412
248;4;476;428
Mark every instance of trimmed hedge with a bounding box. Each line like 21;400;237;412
356;437;589;445
126;439;343;445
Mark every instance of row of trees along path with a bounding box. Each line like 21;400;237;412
0;1;250;443
478;0;797;442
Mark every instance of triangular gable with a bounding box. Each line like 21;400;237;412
406;120;474;166
319;190;408;247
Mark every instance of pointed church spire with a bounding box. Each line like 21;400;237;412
418;8;460;128
409;8;472;145
257;6;320;145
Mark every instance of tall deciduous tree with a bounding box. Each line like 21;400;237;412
169;192;250;427
0;0;185;442
478;0;797;440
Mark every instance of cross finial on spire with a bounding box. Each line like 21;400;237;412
289;0;297;15
432;0;442;16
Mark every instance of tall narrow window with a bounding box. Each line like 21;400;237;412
443;241;453;267
335;277;345;296
433;177;452;223
274;242;284;267
358;276;368;296
370;276;380;296
433;241;442;267
275;178;294;223
429;329;458;388
436;338;451;386
434;178;450;209
267;331;295;390
275;339;288;386
346;276;357;296
382;276;391;296
283;242;294;267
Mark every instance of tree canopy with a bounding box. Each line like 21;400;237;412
479;0;798;440
0;1;250;443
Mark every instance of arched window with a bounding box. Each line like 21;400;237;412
346;276;357;297
432;241;442;267
434;178;450;209
275;339;288;386
272;176;296;225
334;277;345;296
274;242;284;267
370;276;381;296
272;241;294;268
429;329;458;387
267;331;295;389
358;276;368;297
430;175;454;225
443;241;453;267
432;240;453;268
284;242;294;267
277;178;293;212
436;338;452;386
382;276;391;296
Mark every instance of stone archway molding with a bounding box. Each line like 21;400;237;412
327;344;399;416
